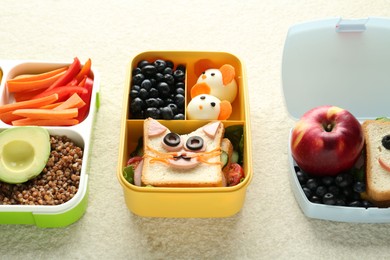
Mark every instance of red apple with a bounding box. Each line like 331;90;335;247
291;105;364;176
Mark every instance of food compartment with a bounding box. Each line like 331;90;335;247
0;58;98;127
126;51;245;121
118;119;252;217
0;127;90;227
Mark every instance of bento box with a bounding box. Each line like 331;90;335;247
117;51;252;218
282;17;390;223
0;58;99;227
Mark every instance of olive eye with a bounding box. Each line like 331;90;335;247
163;133;181;147
186;136;204;151
382;135;390;150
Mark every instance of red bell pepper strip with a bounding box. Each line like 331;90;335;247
44;57;81;92
32;86;88;102
75;58;92;83
76;77;94;122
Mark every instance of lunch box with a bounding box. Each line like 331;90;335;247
0;60;100;227
117;51;252;218
282;17;390;223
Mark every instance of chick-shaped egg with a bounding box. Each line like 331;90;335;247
187;94;232;120
191;64;238;103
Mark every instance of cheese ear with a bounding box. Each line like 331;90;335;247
218;100;232;120
219;64;235;85
190;82;210;98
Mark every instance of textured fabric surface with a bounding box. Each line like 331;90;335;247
1;0;390;259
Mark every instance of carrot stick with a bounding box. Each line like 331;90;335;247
53;93;86;110
7;71;67;93
12;118;79;126
40;102;64;109
0;93;58;114
0;110;24;124
8;66;68;83
12;108;78;120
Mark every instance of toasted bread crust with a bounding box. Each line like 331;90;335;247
363;120;390;203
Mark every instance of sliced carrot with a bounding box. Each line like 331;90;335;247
7;70;67;93
190;82;211;98
75;58;92;83
53;93;86;110
0;93;58;114
0;110;24;124
12;118;79;126
218;100;232;120
12;108;78;120
7;66;68;83
31;86;87;101
40;102;64;109
219;64;235;85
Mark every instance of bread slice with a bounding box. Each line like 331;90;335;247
141;118;225;187
363;120;390;205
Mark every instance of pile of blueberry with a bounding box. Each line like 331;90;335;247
130;59;186;120
294;166;374;208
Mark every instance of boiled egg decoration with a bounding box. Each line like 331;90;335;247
190;64;238;103
187;94;232;120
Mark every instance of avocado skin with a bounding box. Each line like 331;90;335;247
0;127;51;184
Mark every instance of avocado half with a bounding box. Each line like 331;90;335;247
0;127;51;184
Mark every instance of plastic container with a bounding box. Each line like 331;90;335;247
117;51;252;217
0;60;100;227
282;17;390;223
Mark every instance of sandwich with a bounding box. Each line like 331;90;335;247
362;119;390;206
140;118;233;187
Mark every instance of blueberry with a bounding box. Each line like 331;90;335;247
155;73;164;82
174;94;185;108
335;173;353;188
164;98;174;105
341;187;354;199
132;85;141;92
149;88;159;98
164;67;173;75
160;106;174;120
145;98;159;108
156;98;165;107
323;193;336;205
302;186;312;198
137;60;150;68
173;113;184;120
315;186;327;197
361;200;374;208
154;59;167;72
328;185;340;196
145;107;160;119
176;64;186;72
130;90;139;98
173;69;185;82
306;178;318;191
138;88;148;100
164;74;175;85
130;98;144;114
132;74;145;85
157;82;171;97
165;60;174;69
142;65;157;77
175;82;185;89
310;195;322;204
296;170;308;185
141;79;152;91
176;87;185;95
132;67;142;75
321;176;334;186
348;201;361;207
335;199;346;206
353;181;365;193
167;103;178;115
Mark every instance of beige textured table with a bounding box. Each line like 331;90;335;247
1;1;390;259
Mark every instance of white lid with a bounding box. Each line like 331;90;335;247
282;17;390;120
